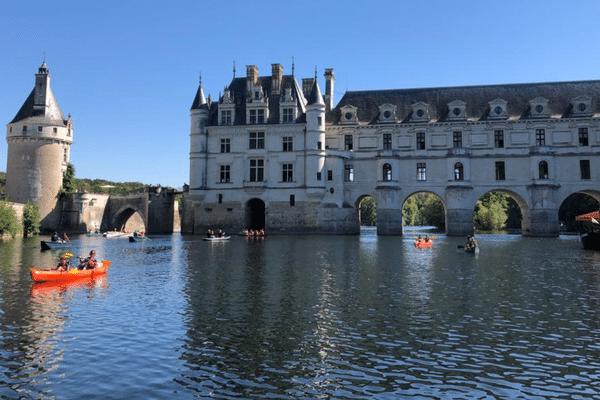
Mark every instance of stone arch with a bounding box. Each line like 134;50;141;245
245;198;266;231
558;189;600;233
401;190;447;232
356;194;377;227
473;189;529;235
111;205;146;232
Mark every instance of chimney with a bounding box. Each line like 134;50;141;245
271;63;283;94
246;65;259;91
324;68;335;112
302;78;315;99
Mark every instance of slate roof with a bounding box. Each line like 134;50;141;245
329;80;600;124
10;86;67;124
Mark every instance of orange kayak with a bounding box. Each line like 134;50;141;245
30;260;111;283
414;240;433;248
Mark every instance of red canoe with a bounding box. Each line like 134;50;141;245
30;260;111;283
414;240;434;248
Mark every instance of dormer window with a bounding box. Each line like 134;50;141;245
571;95;592;116
447;100;466;120
279;86;297;124
488;99;508;120
378;103;396;123
411;102;430;122
340;105;358;124
529;97;549;118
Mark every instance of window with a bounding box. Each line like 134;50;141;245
22;126;27;132
282;164;293;182
282;108;294;123
63;148;68;163
345;135;353;151
249;132;264;149
383;163;392;181
535;129;545;146
249;109;265;124
318;117;322;125
38;126;42;132
317;172;322;180
221;110;232;125
495;161;505;180
327;170;333;181
54;127;58;133
417;163;426;181
383;133;392;150
580;160;591;180
317;141;322;150
282;137;293;152
494;130;504;148
249;159;264;182
218;194;223;204
454;162;464;180
220;165;231;183
290;194;295;206
453;131;462;148
579;128;589;146
220;138;231;153
416;132;426;150
345;165;354;182
538;161;548;179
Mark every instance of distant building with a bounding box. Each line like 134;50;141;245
5;62;73;228
181;63;600;236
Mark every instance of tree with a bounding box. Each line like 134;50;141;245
57;163;77;201
474;201;507;230
0;200;20;237
22;202;40;237
359;197;377;226
421;195;445;230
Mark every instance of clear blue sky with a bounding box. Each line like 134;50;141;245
2;0;599;188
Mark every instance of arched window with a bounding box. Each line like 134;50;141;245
538;161;548;179
383;163;392;181
454;162;464;180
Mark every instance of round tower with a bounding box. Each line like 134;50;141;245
5;61;73;227
305;76;326;189
189;75;210;189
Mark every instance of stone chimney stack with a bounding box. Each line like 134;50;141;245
324;68;335;112
302;78;315;99
246;65;259;91
271;63;283;94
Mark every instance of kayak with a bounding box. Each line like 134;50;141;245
41;240;72;251
414;240;433;248
203;236;231;241
30;260;111;283
129;235;148;242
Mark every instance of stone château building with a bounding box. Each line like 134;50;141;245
183;63;600;236
5;62;73;228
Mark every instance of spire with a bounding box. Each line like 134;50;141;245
191;71;208;110
307;75;325;106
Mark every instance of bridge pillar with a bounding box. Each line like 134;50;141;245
376;187;403;235
445;185;475;237
525;184;560;237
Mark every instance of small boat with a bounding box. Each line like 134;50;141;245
40;240;72;251
463;245;479;254
414;240;433;248
29;260;111;283
203;236;231;242
103;231;129;238
576;211;600;250
129;235;148;242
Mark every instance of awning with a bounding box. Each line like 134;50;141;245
576;210;600;222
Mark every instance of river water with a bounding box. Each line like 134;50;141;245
1;229;599;399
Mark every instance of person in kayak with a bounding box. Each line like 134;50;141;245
55;256;69;272
78;250;98;270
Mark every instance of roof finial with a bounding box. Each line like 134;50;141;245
199;71;202;86
315;65;318;79
233;60;236;79
43;51;46;63
292;56;295;77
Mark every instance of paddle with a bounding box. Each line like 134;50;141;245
457;245;465;249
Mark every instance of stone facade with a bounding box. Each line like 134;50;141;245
184;63;600;237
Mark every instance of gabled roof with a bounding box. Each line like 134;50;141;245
329;79;600;124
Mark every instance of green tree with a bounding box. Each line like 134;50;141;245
22;202;40;237
0;171;6;195
359;197;377;226
0;200;20;237
57;163;77;201
421;195;445;230
474;200;507;230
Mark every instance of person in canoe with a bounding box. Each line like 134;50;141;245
54;256;69;272
424;234;431;243
51;232;62;242
465;235;478;252
78;250;98;270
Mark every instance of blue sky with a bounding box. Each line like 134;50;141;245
1;0;599;188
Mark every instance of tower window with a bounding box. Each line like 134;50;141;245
453;131;462;148
535;129;545;146
345;135;353;151
38;126;42;132
327;170;333;181
23;126;27;132
579;128;589;146
383;133;392;150
494;130;504;148
416;132;425;150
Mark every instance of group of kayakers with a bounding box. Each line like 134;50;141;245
415;234;432;244
53;250;98;271
242;229;266;236
51;232;70;243
206;229;227;238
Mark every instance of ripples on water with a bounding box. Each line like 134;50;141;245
1;232;600;399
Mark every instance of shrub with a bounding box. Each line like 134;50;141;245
23;202;40;236
0;200;20;237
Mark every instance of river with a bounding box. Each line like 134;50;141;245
1;229;599;399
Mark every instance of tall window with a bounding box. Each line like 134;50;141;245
345;135;353;151
249;132;265;149
416;132;426;150
221;110;232;125
454;162;464;180
290;194;295;206
417;163;426;181
220;165;230;183
282;164;293;182
453;131;462;148
249;159;264;182
383;133;392;150
327;170;333;181
282;108;294;123
580;160;591;180
535;129;546;146
538;161;548;179
344;165;354;182
579;128;589;146
220;138;231;153
249;109;265;124
494;130;504;148
495;161;505;180
383;163;392;181
282;137;293;152
63;148;68;163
